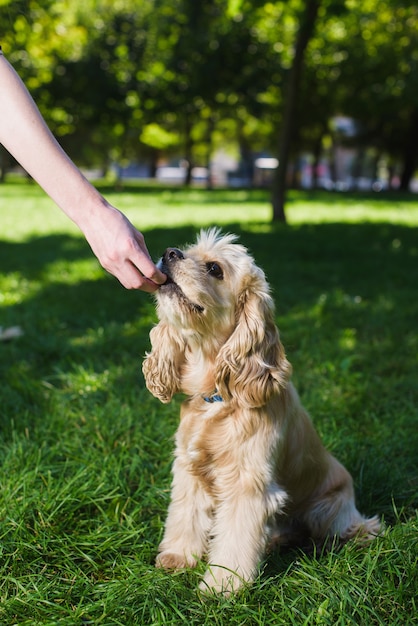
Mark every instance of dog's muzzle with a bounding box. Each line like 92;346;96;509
158;247;184;282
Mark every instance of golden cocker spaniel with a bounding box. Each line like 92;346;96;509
142;229;380;594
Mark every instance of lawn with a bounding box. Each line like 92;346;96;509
0;181;417;624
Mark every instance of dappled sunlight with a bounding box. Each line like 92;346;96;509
0;273;36;306
0;193;79;241
0;189;416;623
51;364;112;400
42;258;104;285
0;234;93;279
338;327;358;352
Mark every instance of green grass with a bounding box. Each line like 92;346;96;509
0;180;417;624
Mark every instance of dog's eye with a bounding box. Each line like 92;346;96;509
206;262;223;280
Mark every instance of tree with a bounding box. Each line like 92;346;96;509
3;0;417;196
271;0;321;222
139;0;276;184
336;0;418;190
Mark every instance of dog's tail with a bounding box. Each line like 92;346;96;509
302;459;382;545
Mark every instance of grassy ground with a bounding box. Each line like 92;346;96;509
0;181;417;624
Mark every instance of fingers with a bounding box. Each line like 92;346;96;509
86;210;167;291
111;259;165;291
112;237;166;291
117;264;161;292
129;231;167;288
133;248;166;286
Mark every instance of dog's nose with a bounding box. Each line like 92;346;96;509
164;248;184;262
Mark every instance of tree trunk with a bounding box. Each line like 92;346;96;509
0;146;9;183
149;148;159;179
184;116;193;187
205;115;215;190
312;130;324;189
0;151;5;183
272;0;321;222
400;108;418;191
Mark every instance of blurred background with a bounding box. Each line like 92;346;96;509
1;0;417;200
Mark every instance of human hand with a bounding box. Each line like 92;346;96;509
0;52;163;291
81;204;166;291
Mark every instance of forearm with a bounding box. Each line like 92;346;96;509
0;53;166;290
0;54;106;228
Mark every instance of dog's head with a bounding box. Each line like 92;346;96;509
155;229;255;336
143;229;291;407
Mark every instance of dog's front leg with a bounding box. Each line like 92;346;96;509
200;481;286;594
156;457;212;570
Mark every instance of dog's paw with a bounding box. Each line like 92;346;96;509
341;515;383;545
156;551;197;570
199;566;246;595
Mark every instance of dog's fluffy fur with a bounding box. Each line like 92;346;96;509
142;229;380;594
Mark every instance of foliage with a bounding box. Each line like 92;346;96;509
1;0;417;184
338;1;418;189
0;181;417;623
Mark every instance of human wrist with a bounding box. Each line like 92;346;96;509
64;186;116;235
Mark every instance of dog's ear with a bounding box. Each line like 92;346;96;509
142;322;186;403
215;270;291;408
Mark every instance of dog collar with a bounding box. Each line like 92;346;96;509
202;390;223;403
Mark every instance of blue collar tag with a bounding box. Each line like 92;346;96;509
203;391;223;403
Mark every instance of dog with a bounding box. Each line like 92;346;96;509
142;229;381;594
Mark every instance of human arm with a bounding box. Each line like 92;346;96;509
0;53;166;291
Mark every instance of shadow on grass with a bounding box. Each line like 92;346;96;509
0;234;92;277
1;220;417;519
